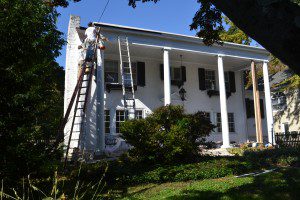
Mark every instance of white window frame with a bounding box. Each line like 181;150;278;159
104;110;110;134
272;92;287;112
135;110;143;119
205;70;216;90
216;112;235;133
116;110;125;134
104;60;137;85
104;60;119;84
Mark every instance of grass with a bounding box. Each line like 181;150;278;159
112;168;300;200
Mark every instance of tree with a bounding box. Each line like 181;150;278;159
0;0;64;178
128;0;300;75
220;16;252;45
219;16;299;90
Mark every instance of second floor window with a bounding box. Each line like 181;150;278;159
123;62;137;85
105;60;119;83
105;60;137;85
205;70;216;90
171;67;182;81
224;72;230;92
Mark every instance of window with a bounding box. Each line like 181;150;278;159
203;112;211;122
105;60;119;83
228;113;235;132
217;113;222;132
135;110;143;119
272;92;287;111
116;110;125;134
205;70;216;90
217;113;235;133
224;72;230;92
104;110;110;134
171;67;182;81
123;62;137;86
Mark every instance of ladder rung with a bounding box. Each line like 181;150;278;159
79;93;86;95
78;100;85;102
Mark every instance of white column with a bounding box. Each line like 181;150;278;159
263;61;274;144
96;49;105;153
163;48;171;106
217;55;230;148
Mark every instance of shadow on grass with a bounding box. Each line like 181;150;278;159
166;168;300;200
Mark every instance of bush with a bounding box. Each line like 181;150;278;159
120;105;215;163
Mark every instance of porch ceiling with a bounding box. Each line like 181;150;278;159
105;42;252;71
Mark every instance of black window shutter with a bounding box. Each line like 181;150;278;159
260;99;265;118
181;66;186;82
229;71;236;93
160;64;164;80
245;98;255;118
137;62;145;86
198;68;206;90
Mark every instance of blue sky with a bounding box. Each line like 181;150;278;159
56;0;200;68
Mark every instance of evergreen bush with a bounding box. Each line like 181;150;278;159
120;105;215;163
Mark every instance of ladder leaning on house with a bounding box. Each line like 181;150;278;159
62;61;94;165
118;36;136;119
56;33;100;169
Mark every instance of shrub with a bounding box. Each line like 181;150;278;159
120;105;215;163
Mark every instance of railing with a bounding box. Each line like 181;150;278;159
275;131;300;148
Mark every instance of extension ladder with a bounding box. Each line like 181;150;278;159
64;62;94;161
118;36;136;119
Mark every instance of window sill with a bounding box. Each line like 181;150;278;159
106;83;137;93
207;90;231;98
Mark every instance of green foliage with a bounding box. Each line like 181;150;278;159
129;158;255;184
67;147;300;186
220;16;252;45
120;105;215;163
0;0;64;179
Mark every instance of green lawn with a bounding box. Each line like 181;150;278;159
113;168;300;200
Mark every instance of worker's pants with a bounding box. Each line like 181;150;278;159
84;39;95;62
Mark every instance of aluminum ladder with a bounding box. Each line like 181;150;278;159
118;36;136;119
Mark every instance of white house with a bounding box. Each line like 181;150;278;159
64;15;273;156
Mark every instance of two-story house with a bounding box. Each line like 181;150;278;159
64;15;273;156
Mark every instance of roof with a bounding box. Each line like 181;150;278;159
247;69;294;92
76;22;268;55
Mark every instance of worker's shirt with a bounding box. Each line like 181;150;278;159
85;27;96;42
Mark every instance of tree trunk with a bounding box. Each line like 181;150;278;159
211;0;300;74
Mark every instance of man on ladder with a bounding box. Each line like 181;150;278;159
78;22;107;76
